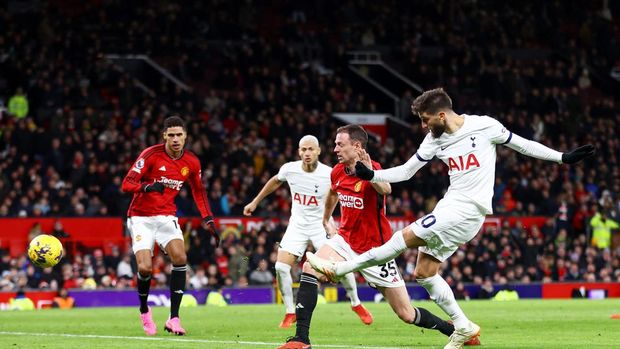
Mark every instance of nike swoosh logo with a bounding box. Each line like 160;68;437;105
441;146;449;151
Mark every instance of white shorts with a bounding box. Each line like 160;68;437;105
279;225;327;257
412;197;485;262
127;216;183;254
326;235;405;288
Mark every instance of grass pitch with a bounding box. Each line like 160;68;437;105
1;299;619;348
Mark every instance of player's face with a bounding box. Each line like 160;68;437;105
163;126;187;152
334;132;360;164
419;112;446;138
298;140;320;165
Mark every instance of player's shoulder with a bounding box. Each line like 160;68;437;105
331;163;345;176
139;144;165;159
465;114;499;127
281;160;301;171
183;149;200;163
317;161;332;173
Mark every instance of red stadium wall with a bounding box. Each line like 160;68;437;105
542;283;620;298
0;216;549;257
0;291;56;309
0;218;126;257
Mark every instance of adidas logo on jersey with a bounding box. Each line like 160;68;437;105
159;166;166;171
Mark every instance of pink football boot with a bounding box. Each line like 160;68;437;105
140;308;157;336
164;317;186;335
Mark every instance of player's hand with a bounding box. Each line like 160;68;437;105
243;202;257;216
324;219;338;238
202;216;220;246
142;182;165;194
562;144;595;164
357;149;372;168
354;161;374;181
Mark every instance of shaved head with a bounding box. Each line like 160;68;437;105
299;135;319;148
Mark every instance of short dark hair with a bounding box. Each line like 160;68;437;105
163;116;186;131
411;88;453;115
336;124;368;148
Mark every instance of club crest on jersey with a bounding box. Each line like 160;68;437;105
135;235;142;242
448;154;480;172
181;166;190;177
354;181;363;192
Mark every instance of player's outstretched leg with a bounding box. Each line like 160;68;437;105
278;272;318;348
341;272;373;325
137;272;156;335
307;230;409;278
276;262;297;328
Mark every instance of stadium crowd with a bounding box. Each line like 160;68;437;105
1;1;619;296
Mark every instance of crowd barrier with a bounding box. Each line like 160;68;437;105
1;281;618;310
0;216;548;257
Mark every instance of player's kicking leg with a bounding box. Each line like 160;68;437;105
306;227;481;348
164;239;187;335
276;250;298;328
135;249;157;336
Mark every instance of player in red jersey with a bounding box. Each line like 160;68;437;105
279;125;477;349
121;116;219;336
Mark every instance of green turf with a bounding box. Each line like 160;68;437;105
0;299;619;348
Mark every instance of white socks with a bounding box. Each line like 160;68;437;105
341;272;361;306
417;274;469;329
336;230;408;275
275;262;295;313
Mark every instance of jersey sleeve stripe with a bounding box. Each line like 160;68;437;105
501;132;513;145
416;153;432;162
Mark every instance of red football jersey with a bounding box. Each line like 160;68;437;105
122;144;213;219
331;160;392;254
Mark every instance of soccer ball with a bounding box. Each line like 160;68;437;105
28;234;64;268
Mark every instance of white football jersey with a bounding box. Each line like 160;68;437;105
416;114;511;214
277;161;332;228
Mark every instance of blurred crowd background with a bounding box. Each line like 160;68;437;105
0;1;619;298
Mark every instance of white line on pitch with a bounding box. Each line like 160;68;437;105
0;331;417;349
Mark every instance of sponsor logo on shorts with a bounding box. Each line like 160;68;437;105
338;193;364;209
135;235;142;242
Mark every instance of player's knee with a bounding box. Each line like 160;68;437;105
275;261;291;276
172;254;187;266
413;269;433;280
138;265;152;277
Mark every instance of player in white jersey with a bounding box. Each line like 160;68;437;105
243;135;372;329
307;88;595;349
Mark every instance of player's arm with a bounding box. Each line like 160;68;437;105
121;152;163;193
243;175;283;216
323;188;339;237
188;161;220;246
355;153;429;184
503;133;594;164
187;164;215;220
